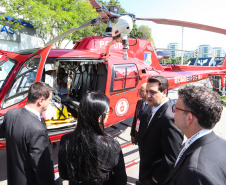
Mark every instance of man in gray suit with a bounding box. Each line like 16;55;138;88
165;85;226;185
0;82;55;185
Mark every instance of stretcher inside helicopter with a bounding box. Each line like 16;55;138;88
43;59;108;129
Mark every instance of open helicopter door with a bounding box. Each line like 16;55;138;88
0;45;52;115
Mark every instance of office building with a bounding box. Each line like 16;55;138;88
213;47;225;57
0;14;73;52
184;51;195;60
167;43;179;59
198;45;212;57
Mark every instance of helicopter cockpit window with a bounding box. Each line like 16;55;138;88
111;64;138;92
0;59;17;91
2;55;41;109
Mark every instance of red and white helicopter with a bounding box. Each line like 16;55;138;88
0;0;226;149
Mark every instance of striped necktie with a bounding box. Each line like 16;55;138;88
138;101;147;117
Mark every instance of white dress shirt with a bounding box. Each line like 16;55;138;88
147;97;169;127
25;105;41;121
174;129;212;166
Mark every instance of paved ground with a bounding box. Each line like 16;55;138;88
1;81;226;185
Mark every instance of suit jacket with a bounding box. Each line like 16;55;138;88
138;100;183;184
130;99;144;144
0;107;55;185
165;132;226;185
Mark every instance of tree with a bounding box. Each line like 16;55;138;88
1;0;98;48
138;25;155;45
130;23;144;39
1;0;155;48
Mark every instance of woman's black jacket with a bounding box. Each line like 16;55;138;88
58;132;127;185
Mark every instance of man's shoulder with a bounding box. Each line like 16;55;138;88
18;108;45;132
136;98;143;105
199;135;226;156
158;100;174;119
183;137;226;183
4;108;23;120
6;108;21;115
189;135;226;166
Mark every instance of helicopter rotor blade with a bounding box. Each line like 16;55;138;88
88;0;120;22
44;17;101;47
135;18;226;35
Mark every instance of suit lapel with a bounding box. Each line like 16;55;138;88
137;106;152;139
143;100;170;137
166;132;218;182
136;99;144;117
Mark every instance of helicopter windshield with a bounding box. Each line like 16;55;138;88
0;59;17;91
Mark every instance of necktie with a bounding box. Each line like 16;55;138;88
138;101;147;118
37;115;41;122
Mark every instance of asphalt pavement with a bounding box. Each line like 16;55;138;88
1;82;226;185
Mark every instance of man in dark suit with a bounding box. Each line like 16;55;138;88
165;85;226;185
0;82;55;185
131;82;147;144
137;76;183;185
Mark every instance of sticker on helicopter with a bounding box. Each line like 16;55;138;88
174;74;203;84
144;53;152;66
115;98;129;117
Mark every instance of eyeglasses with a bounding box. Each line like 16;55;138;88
105;107;113;115
172;104;199;120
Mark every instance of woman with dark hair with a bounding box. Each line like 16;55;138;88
58;92;127;185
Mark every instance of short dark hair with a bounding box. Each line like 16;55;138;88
147;76;169;96
178;85;223;129
27;82;53;103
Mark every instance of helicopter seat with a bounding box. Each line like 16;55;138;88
68;100;80;109
67;100;79;117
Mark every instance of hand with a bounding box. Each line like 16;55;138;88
131;136;135;144
152;176;158;184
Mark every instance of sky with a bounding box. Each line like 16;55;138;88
119;0;226;51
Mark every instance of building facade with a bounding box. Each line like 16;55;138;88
198;45;212;57
167;43;180;59
183;51;195;60
0;16;73;52
0;20;44;51
213;47;225;57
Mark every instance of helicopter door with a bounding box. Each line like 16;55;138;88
0;46;52;111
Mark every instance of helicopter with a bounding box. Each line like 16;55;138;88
1;0;226;150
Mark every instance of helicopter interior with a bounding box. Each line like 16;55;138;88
43;58;107;119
